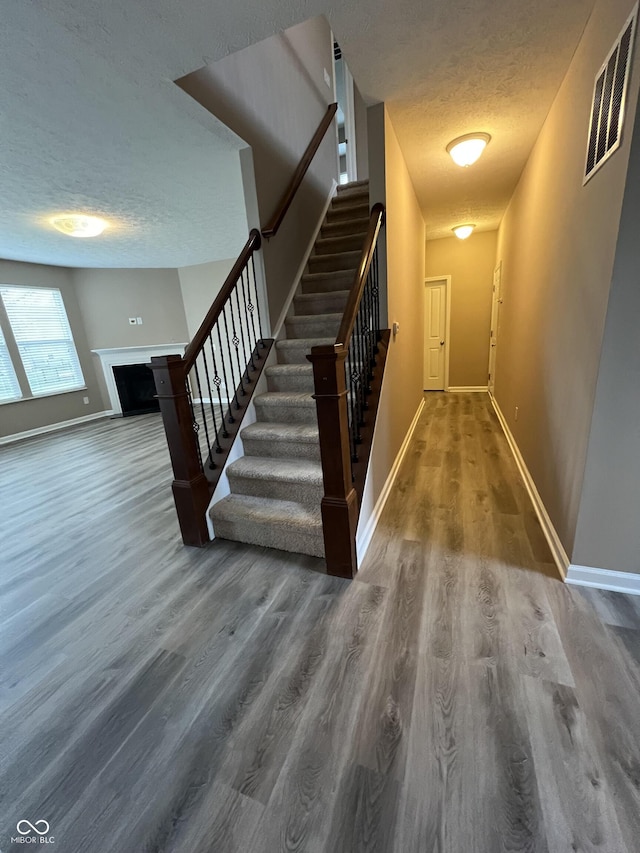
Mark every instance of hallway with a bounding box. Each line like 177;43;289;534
1;393;639;851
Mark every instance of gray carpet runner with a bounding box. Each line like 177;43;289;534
209;180;369;557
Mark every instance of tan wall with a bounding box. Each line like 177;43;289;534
572;94;640;573
73;267;189;410
0;260;105;437
494;0;640;557
425;231;497;388
178;16;338;328
358;105;425;533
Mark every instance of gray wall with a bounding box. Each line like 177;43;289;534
72;268;188;350
178;16;339;328
572;94;640;573
177;259;236;338
0;259;104;437
354;81;369;182
494;0;640;557
1;262;191;438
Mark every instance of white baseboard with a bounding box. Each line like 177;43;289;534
490;395;569;579
272;179;338;339
0;410;114;445
447;385;488;393
356;398;426;564
566;565;640;596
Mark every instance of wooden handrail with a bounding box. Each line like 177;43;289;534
336;203;385;346
261;103;338;239
183;228;261;372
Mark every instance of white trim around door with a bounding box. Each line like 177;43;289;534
424;276;451;391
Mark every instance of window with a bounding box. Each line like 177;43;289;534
0;326;21;402
0;286;85;398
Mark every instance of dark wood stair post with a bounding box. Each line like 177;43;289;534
308;343;359;578
150;354;211;547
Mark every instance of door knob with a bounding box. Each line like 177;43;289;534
440;340;445;346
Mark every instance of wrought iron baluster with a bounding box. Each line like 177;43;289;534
201;334;224;457
185;376;204;473
209;332;229;443
227;290;246;398
192;360;213;468
239;268;257;371
346;346;359;462
233;282;252;384
250;254;265;346
214;319;234;424
221;302;241;411
246;261;260;355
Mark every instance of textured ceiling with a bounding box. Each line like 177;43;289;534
1;0;596;266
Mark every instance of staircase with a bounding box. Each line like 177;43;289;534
209;180;370;558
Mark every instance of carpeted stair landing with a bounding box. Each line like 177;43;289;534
209;180;369;558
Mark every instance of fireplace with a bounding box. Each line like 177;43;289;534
92;344;188;417
112;363;160;416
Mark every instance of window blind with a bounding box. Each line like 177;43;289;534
0;325;21;402
0;286;85;396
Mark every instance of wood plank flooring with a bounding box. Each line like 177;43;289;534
1;393;639;852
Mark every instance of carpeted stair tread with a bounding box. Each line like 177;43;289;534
254;392;316;423
294;290;350;314
241;421;319;444
337;179;369;192
210;494;324;558
326;201;369;221
265;363;313;392
240;421;320;461
314;233;366;254
276;337;334;363
301;270;355;294
285;312;342;339
321;218;369;238
309;250;361;269
227;455;323;485
255;391;315;408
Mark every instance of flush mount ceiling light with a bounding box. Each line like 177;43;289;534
50;214;108;238
452;224;475;240
446;133;491;167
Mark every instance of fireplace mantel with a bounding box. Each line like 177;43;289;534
92;344;188;416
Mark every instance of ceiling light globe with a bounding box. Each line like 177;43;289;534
452;224;475;240
51;214;108;238
446;133;491;167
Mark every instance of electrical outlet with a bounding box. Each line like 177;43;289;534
83;396;89;405
136;317;143;325
129;317;137;325
515;406;519;421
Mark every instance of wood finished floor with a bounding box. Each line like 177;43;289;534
1;393;640;852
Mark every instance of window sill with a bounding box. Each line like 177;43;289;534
0;386;88;406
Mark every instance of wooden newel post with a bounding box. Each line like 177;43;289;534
308;344;359;578
150;355;211;547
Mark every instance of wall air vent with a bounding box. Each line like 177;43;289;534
334;41;342;61
584;3;638;184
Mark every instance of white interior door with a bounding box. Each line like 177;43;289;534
488;262;502;395
424;280;447;391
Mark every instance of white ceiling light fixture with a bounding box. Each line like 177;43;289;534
50;214;108;238
446;133;491;167
452;224;475;240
